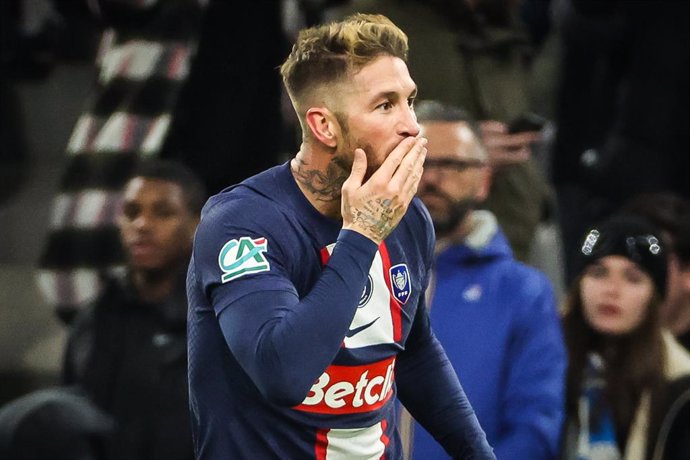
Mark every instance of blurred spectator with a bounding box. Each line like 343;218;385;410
328;0;554;262
0;386;114;460
552;0;690;282
62;159;203;460
36;0;205;323
405;101;566;459
622;193;690;351
35;0;295;322
561;215;690;459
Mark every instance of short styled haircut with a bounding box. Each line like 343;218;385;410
280;14;409;113
130;159;206;216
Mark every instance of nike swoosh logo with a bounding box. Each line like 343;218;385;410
346;317;380;338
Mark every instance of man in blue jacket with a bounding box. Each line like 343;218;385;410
407;100;566;459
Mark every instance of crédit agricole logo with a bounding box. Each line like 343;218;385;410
218;236;270;283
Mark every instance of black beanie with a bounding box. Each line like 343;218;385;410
578;214;668;297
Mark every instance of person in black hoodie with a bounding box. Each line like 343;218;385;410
63;159;204;460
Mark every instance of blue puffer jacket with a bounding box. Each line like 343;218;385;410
411;212;566;460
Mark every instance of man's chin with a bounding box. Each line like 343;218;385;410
432;220;455;237
130;259;164;272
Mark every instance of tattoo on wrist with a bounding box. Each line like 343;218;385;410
352;198;399;241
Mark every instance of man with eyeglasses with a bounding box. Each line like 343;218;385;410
405;101;567;459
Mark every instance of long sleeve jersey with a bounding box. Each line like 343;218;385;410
186;162;494;459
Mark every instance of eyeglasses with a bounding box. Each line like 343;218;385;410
424;158;487;172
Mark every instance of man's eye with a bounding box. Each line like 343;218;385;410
153;205;176;218
378;101;393;111
122;205;139;220
156;209;175;218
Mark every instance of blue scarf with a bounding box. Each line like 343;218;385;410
576;354;622;460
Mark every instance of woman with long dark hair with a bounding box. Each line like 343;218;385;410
560;215;690;459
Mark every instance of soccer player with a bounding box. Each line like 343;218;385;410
186;14;494;459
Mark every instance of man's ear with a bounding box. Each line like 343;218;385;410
305;107;338;148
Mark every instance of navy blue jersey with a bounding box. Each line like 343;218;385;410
187;162;493;459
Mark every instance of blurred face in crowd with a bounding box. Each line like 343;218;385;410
580;255;655;335
331;55;420;180
417;121;490;237
118;177;198;273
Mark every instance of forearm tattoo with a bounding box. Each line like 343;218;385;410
293;158;349;203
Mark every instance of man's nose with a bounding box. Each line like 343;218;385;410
418;167;440;195
397;105;420;137
421;163;441;182
132;214;151;230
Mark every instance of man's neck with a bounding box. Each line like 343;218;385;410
436;214;474;253
131;267;179;303
290;146;348;220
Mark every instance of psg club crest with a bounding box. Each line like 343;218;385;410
389;263;411;305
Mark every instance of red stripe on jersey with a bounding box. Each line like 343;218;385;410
380;419;389;460
378;242;402;342
320;246;330;266
315;428;329;460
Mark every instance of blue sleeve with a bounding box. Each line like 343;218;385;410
493;274;567;460
214;229;378;406
396;295;496;459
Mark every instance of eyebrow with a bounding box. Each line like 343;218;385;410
371;86;418;105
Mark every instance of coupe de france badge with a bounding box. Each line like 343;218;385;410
389;263;411;305
218;236;270;283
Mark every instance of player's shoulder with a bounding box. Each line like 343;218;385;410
202;185;276;218
200;164;293;229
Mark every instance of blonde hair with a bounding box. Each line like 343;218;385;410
280;14;408;116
